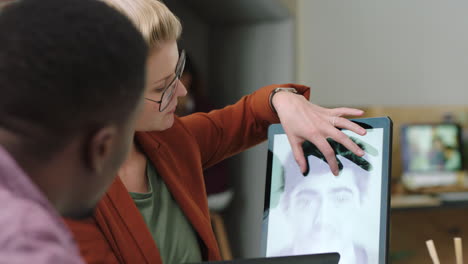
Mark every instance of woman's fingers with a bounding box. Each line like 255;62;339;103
275;93;367;176
308;136;339;176
331;116;367;136
329;129;365;157
330;107;364;117
290;140;307;174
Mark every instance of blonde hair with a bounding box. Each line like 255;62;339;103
101;0;182;47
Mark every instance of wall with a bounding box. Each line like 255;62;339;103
165;0;210;86
295;2;468;263
166;0;295;258
296;0;468;107
210;19;295;258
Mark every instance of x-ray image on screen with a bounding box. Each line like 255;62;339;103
265;129;384;264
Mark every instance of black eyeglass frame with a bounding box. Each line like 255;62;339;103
145;49;186;112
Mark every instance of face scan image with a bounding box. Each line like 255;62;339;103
266;129;384;264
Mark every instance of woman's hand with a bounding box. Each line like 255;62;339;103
273;91;366;176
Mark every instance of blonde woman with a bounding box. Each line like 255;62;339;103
65;1;367;263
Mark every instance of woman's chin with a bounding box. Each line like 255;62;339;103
163;115;175;130
135;116;174;132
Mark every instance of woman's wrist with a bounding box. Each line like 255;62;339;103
269;87;298;114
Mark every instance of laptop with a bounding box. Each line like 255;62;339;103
195;253;339;264
262;117;392;264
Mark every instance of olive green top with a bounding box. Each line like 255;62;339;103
129;160;202;264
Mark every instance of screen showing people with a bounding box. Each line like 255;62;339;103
401;124;463;172
265;128;384;264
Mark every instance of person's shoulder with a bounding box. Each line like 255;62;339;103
0;189;82;263
139;117;199;151
156;116;196;139
0;188;70;245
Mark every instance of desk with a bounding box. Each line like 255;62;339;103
391;194;468;212
390;198;468;263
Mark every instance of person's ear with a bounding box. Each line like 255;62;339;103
85;126;117;173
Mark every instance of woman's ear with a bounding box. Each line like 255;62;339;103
85;126;117;173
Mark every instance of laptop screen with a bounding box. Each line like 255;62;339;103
262;117;391;264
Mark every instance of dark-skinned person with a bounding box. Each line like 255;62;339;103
0;0;147;262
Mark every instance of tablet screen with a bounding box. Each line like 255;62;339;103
264;125;387;264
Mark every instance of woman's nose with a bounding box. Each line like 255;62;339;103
177;80;188;97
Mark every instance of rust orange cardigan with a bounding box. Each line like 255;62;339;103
65;84;310;264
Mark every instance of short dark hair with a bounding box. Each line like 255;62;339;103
280;137;377;207
301;137;373;176
0;0;147;156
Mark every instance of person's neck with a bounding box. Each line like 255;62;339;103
118;140;148;193
124;141;145;167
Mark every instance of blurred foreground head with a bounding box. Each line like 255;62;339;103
0;0;148;218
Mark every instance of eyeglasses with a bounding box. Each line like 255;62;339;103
145;49;186;112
